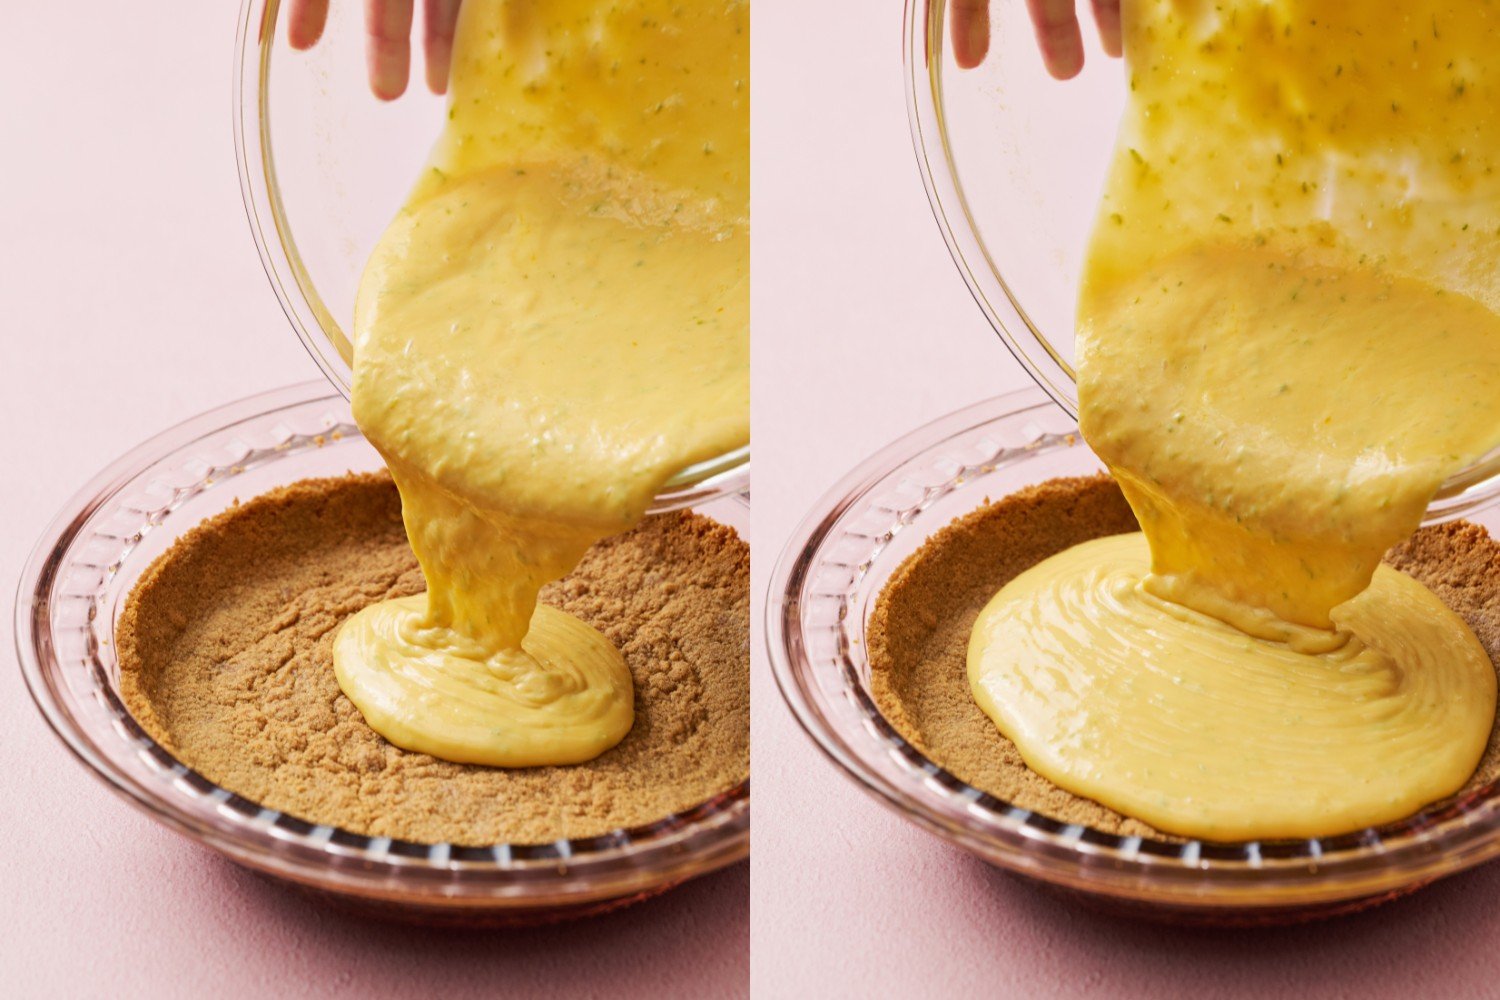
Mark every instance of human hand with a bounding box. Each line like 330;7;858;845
952;0;1121;79
287;0;463;101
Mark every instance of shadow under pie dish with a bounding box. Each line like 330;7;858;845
768;386;1500;925
17;382;749;925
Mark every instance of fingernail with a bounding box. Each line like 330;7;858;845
967;16;987;64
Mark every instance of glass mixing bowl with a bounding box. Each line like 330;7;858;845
904;0;1500;522
15;382;749;925
767;386;1500;924
231;0;749;504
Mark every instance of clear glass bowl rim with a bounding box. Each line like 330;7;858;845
15;381;749;910
229;0;749;503
901;0;1500;521
766;384;1500;911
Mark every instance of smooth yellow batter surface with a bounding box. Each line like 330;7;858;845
969;0;1500;839
970;534;1494;840
334;0;748;767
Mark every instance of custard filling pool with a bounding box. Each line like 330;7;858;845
967;0;1500;839
333;0;748;767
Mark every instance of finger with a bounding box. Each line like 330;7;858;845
367;0;415;101
950;0;990;69
287;0;331;50
423;0;462;94
1026;0;1085;79
1091;0;1123;58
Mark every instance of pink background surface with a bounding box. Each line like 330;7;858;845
9;1;1500;998
0;4;744;997
751;1;1500;997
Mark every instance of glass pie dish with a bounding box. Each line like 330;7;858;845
16;382;749;926
766;386;1500;924
231;0;749;505
903;0;1500;521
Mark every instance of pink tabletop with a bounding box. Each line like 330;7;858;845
10;2;1500;997
0;4;745;996
751;1;1500;997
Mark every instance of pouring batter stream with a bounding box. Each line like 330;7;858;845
333;0;748;767
969;0;1500;839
